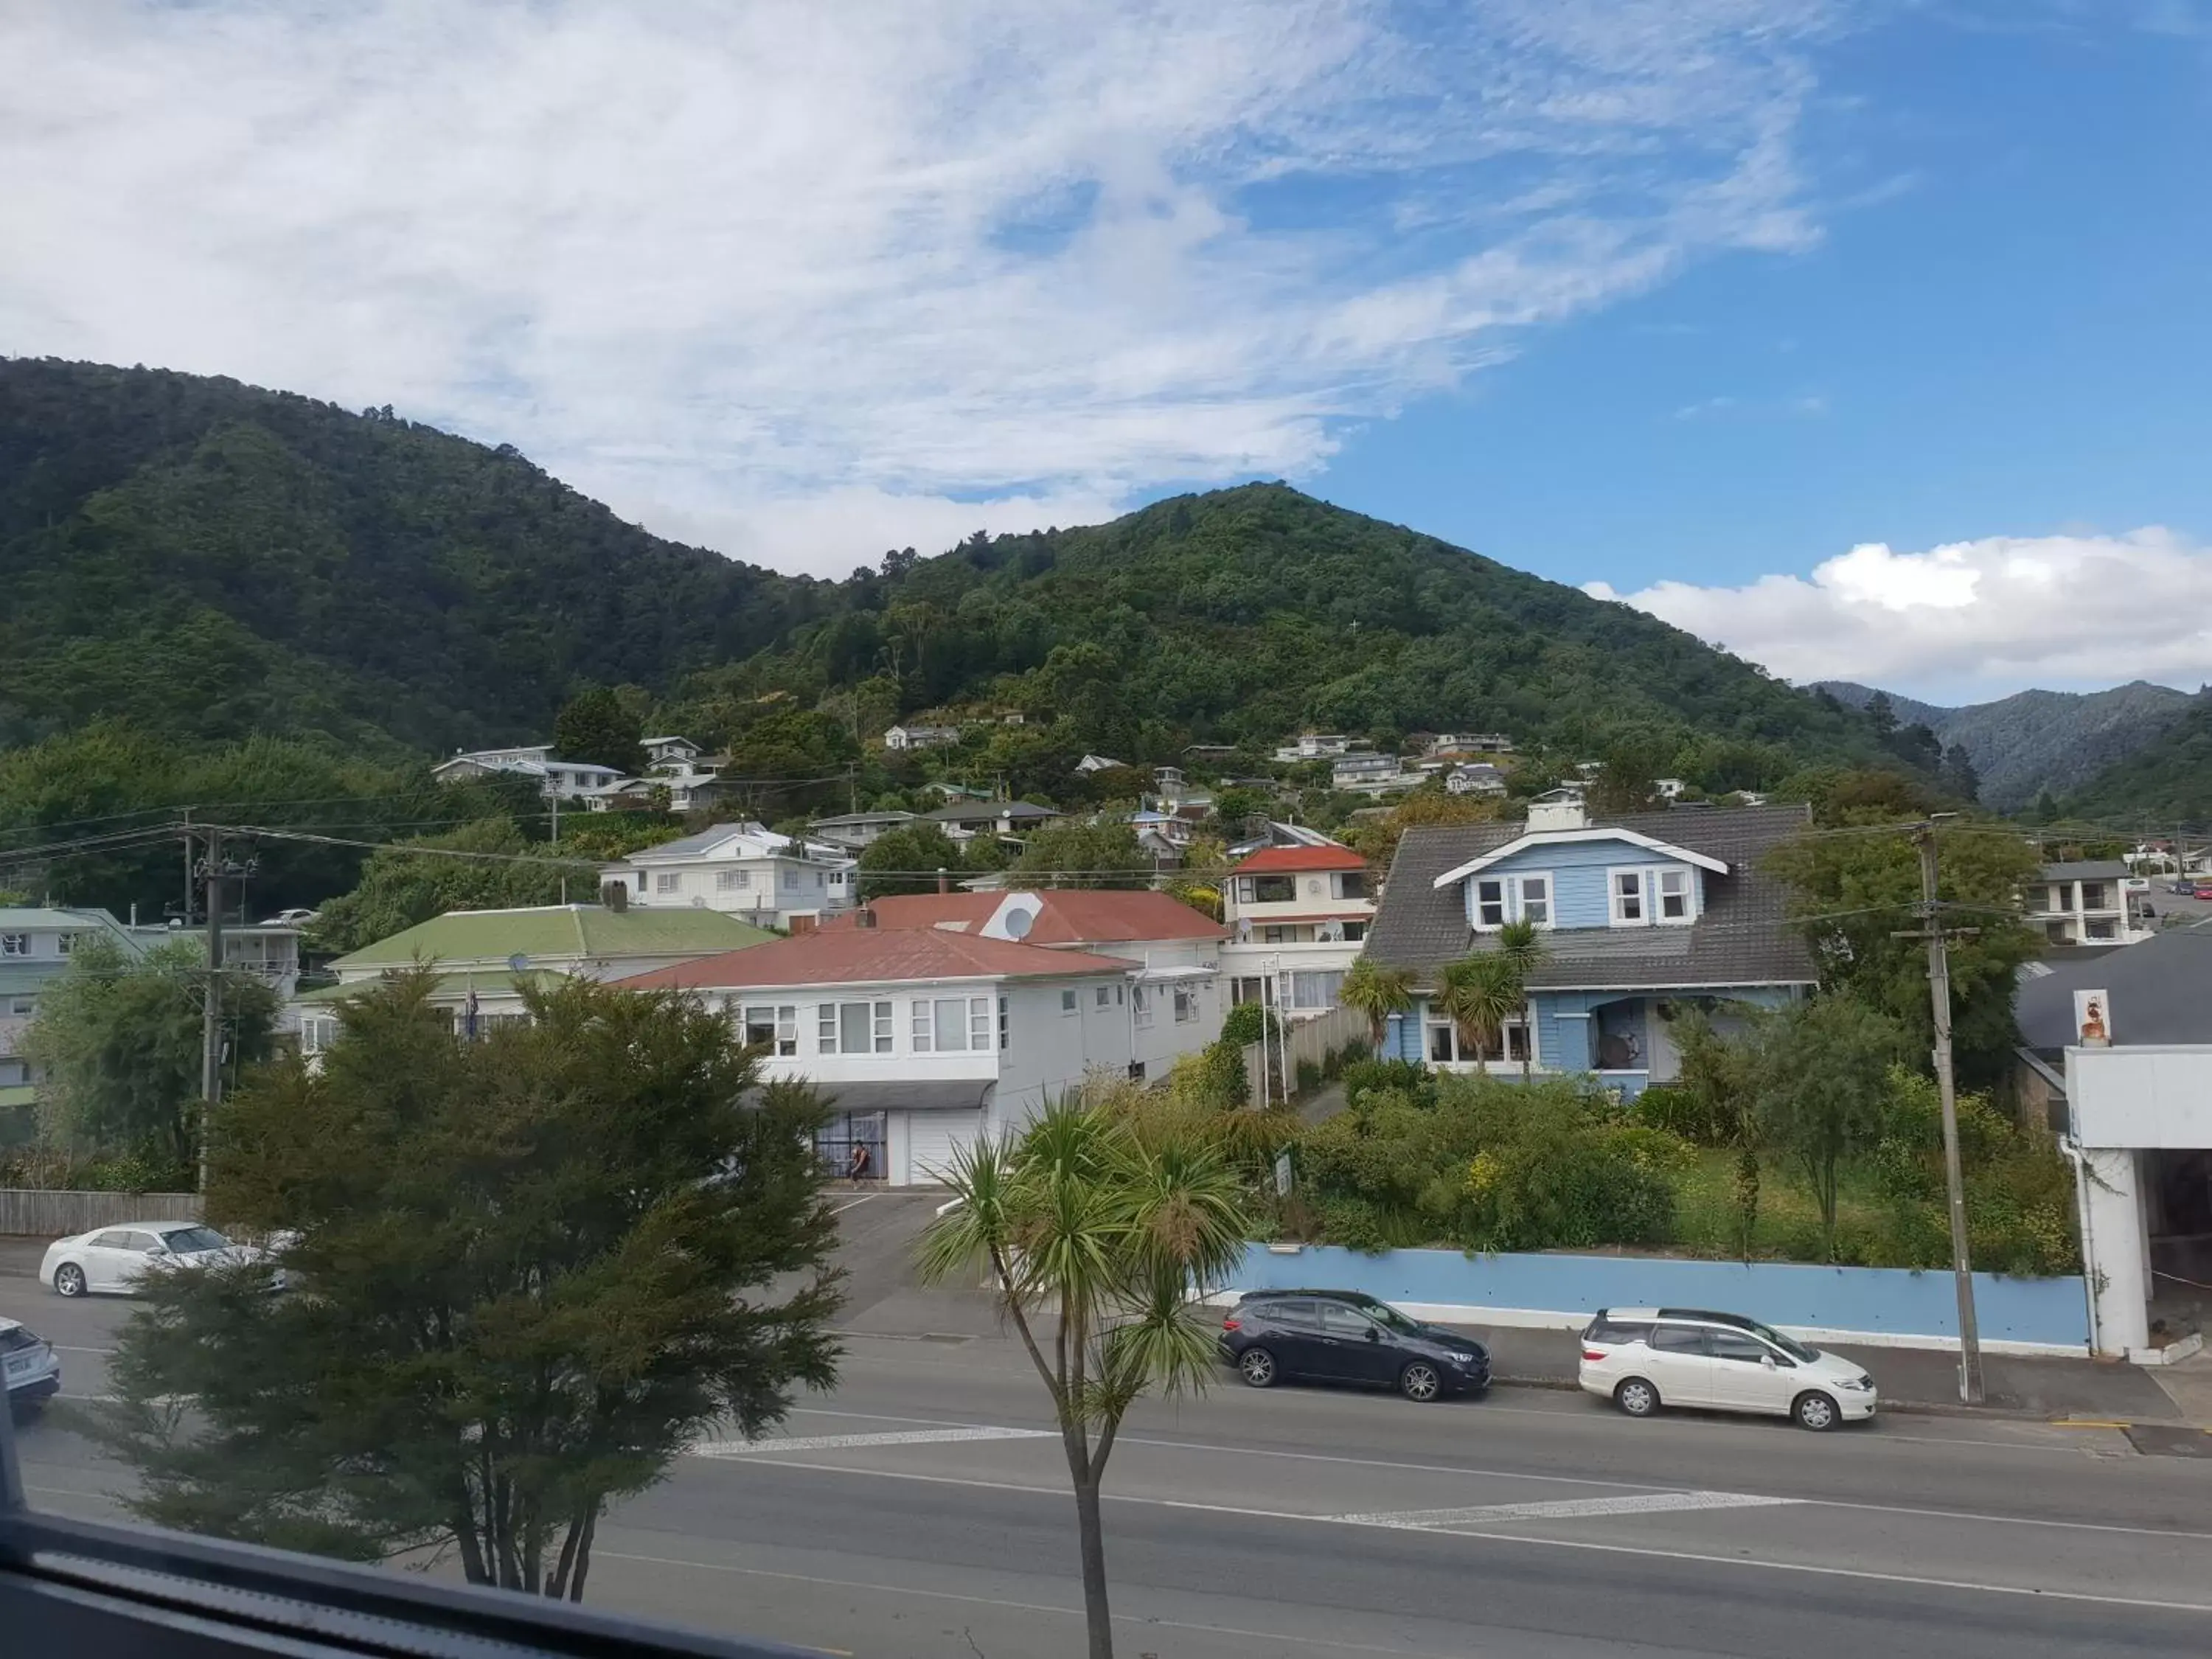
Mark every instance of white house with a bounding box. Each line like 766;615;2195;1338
1332;748;1417;795
920;800;1063;844
599;823;858;930
1424;732;1514;757
619;923;1152;1185
1074;753;1130;775
884;723;960;751
430;744;624;801
806;809;918;852
2028;860;2154;947
1446;762;1509;799
1273;733;1352;762
815;888;1225;1079
1220;842;1375;1017
0;906;149;1091
2016;925;2212;1359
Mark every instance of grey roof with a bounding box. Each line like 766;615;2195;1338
1366;804;1819;991
2039;860;2130;881
809;810;916;829
922;800;1062;824
620;825;767;860
2016;922;2212;1048
815;1079;995;1113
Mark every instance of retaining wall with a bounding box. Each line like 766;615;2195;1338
0;1189;202;1237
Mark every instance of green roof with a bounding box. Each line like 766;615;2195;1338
333;905;776;973
298;968;571;1005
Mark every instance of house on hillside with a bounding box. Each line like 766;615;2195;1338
1273;733;1352;762
291;903;773;1058
2014;923;2212;1357
2027;860;2154;947
1424;732;1514;758
618;925;1152;1186
815;888;1225;1077
1329;748;1404;791
1220;844;1374;1016
1446;762;1508;799
0;906;150;1095
883;723;960;751
1074;753;1129;774
921;799;1062;846
805;809;917;852
599;823;857;931
430;744;624;801
1362;798;1818;1094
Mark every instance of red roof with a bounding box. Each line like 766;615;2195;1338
615;927;1137;992
816;889;1224;945
1230;844;1368;874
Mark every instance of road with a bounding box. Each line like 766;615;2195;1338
8;1274;2210;1659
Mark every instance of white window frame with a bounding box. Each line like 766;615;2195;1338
1656;867;1691;924
1473;879;1506;930
300;1014;340;1054
0;933;29;957
742;1004;798;1056
818;1000;893;1055
1517;874;1551;928
717;869;751;892
998;996;1009;1050
654;872;681;894
1133;984;1154;1029
911;995;991;1053
1173;984;1199;1023
782;869;800;891
1060;988;1078;1015
1096;985;1111;1008
1610;868;1647;927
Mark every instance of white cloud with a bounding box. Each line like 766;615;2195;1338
1586;529;2212;700
0;0;1836;574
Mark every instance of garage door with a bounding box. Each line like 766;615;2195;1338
905;1111;979;1187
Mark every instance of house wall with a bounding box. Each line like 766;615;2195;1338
1399;984;1797;1089
1461;839;1704;931
1217;1243;2090;1354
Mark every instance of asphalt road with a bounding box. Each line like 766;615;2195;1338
8;1276;2210;1659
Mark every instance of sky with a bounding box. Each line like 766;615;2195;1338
3;1;2208;705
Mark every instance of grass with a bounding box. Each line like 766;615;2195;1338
1667;1148;1901;1265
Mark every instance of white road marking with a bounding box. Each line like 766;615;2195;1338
1338;1490;1804;1528
672;1458;2212;1613
690;1426;1053;1457
825;1196;874;1217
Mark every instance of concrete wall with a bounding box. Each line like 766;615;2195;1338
1218;1242;2090;1354
2068;1045;2212;1150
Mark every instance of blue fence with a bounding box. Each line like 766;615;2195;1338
1221;1244;2090;1348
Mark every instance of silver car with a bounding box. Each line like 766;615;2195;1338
41;1222;269;1298
2;1317;60;1412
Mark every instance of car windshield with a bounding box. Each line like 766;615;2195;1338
0;1325;39;1354
1744;1318;1820;1363
160;1227;232;1253
1363;1301;1423;1335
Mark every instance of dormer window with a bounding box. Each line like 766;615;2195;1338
1518;875;1550;927
1475;879;1505;928
1658;869;1689;921
1473;874;1548;930
1612;872;1644;925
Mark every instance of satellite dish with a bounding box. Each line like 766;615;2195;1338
507;953;529;973
1004;907;1034;940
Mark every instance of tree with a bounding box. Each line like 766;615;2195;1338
20;937;278;1180
917;1102;1248;1659
1012;817;1147;888
307;817;574;954
86;974;841;1600
1338;956;1412;1050
1586;734;1674;817
855;822;966;898
1669;1003;1768;1259
1763;820;2040;1088
1436;953;1520;1064
1751;997;1905;1260
2032;787;2060;824
1492;918;1546;1079
1864;690;1897;737
1211;786;1270;830
1938;742;1980;804
554;684;646;774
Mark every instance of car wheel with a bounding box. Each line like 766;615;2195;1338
1793;1391;1839;1431
1238;1347;1279;1388
52;1262;86;1298
1399;1361;1442;1402
1613;1377;1660;1418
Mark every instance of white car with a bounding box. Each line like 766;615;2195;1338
41;1222;270;1298
1578;1307;1877;1430
2;1317;60;1412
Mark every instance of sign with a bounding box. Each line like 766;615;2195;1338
2073;989;2112;1046
1273;1151;1293;1197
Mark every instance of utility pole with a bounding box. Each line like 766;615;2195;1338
1913;821;1985;1405
198;826;226;1196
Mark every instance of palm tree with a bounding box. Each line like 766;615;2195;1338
1436;953;1520;1068
917;1101;1248;1659
1493;918;1548;1079
1338;956;1412;1053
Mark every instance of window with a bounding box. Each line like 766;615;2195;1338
782;869;800;891
1251;874;1295;903
1133;984;1153;1029
1518;874;1550;927
1290;970;1343;1010
998;996;1009;1050
2079;883;2108;911
9;997;34;1015
1341;919;1367;942
1173;984;1198;1023
654;872;681;894
1427;1023;1457;1063
717;869;751;891
911;996;990;1052
1319;1302;1377;1338
55;932;82;955
2086;918;2117;940
1233;877;1256;905
1335;871;1366;900
1231;976;1266;1007
1060;988;1078;1014
0;933;28;956
299;1015;339;1054
1262;925;1293;945
1658;868;1689;922
1585;1318;1653;1346
1611;870;1645;925
1708;1331;1779;1366
1506;1023;1530;1062
1650;1325;1706;1354
1475;880;1505;928
90;1231;133;1250
818;1001;892;1054
1262;1298;1322;1332
742;1004;798;1056
1096;986;1111;1008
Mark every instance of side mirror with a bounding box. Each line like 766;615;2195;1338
1364;1326;1381;1342
1760;1354;1777;1369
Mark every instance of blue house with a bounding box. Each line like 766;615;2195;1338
1362;799;1817;1095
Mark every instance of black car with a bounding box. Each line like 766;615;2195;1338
1217;1290;1490;1402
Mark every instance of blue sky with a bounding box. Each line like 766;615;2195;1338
4;1;2208;702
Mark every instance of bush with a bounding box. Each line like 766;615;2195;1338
1873;1068;2079;1275
1295;1058;1322;1096
1632;1085;1733;1146
1340;1058;1431;1110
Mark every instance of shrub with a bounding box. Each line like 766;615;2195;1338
1295;1058;1323;1096
1632;1084;1732;1146
1340;1058;1431;1110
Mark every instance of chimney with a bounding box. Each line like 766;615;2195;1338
1526;796;1590;833
936;866;950;894
855;905;878;929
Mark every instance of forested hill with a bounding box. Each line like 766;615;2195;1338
3;358;1891;785
0;358;830;753
2062;692;2212;825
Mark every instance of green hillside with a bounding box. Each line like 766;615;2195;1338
3;358;1895;791
0;358;830;752
2063;692;2212;826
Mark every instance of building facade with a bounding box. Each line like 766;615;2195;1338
2028;860;2154;946
599;824;858;930
1220;843;1375;1018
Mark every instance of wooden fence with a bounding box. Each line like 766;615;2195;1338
0;1189;202;1237
1242;1003;1371;1107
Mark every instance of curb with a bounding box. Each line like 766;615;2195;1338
1484;1371;2061;1422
